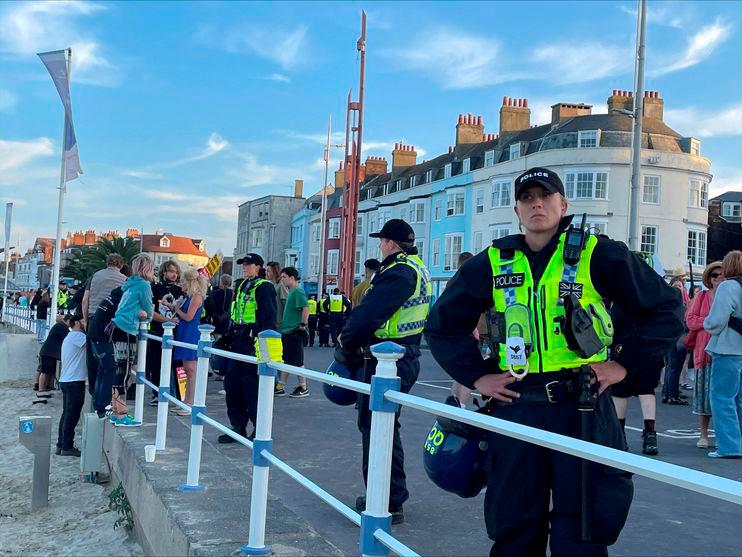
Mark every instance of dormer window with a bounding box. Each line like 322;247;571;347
484;150;495;167
444;163;452;179
690;139;701;156
578;130;599;148
409;175;417;188
509;144;521;160
426;169;434;183
462;158;471;173
160;236;170;248
722;202;741;218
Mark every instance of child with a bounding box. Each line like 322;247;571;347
56;315;87;456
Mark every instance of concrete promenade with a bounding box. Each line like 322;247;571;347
109;346;742;556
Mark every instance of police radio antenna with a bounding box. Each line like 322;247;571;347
579;213;587;233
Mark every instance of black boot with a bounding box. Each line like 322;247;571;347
355;496;404;525
642;430;658;455
218;425;247;444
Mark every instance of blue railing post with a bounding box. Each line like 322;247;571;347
179;324;214;491
133;320;149;424
155;322;175;451
242;329;282;556
360;341;405;557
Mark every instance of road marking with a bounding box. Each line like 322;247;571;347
625;426;715;439
415;381;451;391
417;379;454;383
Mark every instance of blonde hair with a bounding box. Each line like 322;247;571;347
131;254;155;279
701;261;724;289
181;269;209;298
721;250;742;279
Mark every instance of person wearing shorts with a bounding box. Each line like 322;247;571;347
36;315;71;393
274;266;310;398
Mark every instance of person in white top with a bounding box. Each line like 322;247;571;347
56;315;87;457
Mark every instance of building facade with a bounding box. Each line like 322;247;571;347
707;191;742;263
140;233;210;270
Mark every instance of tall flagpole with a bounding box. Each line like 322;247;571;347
627;0;647;251
1;203;12;322
49;47;71;320
317;115;331;296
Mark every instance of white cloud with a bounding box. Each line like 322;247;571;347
263;73;291;83
530;43;631;85
223;25;309;70
142;189;242;222
653;19;731;76
121;170;164;180
122;133;229;177
0;137;54;172
0;1;118;87
710;169;742;197
619;4;686;29
0;89;17;112
665;103;742;138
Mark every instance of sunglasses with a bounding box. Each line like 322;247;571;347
710;272;722;278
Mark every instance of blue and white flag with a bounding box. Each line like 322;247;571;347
38;49;82;183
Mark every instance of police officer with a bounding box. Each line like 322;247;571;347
425;167;683;557
324;288;351;347
317;293;330;347
219;253;277;443
57;282;69;313
306;294;318;347
335;218;431;525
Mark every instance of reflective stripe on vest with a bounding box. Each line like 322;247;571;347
487;233;614;373
370;253;432;339
230;278;268;325
308;299;317;315
329;295;343;313
57;291;68;307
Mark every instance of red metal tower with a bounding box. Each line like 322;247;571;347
339;11;366;295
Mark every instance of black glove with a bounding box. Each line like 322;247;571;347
334;346;363;370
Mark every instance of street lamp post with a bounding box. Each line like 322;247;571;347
627;0;647;251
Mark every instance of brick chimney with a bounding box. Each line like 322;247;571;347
643;90;664;120
365;156;388;177
84;229;96;245
551;103;592;124
455;113;484;146
126;228;140;238
73;231;84;245
391;143;417;172
334;162;345;189
607;89;634;114
499;97;531;136
294;179;304;198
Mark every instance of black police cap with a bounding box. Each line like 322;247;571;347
514;167;565;200
236;253;264;266
369;218;415;243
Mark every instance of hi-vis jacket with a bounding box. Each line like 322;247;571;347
424;216;684;389
230;277;277;332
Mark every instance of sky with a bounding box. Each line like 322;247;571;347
1;0;741;257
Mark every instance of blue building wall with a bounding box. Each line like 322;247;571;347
428;173;474;281
290;208;313;285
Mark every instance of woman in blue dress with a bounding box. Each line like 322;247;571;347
162;270;208;415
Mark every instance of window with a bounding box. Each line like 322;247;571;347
309;253;319;275
475;189;485;214
326;249;339;275
642;175;661;204
585;220;608;235
311;223;320;242
369;216;377;235
410;201;425;223
564;171;608;200
473;231;483;253
640;225;658;254
379;210;391;226
462;158;471;173
578;130;598;148
444;163;452;179
446;192;465;216
426;169;434;183
484;150;495;167
509;144;521;160
328;218;340;239
401;208;407;221
722;202;742;218
159;236;170;248
355;250;362;275
414;239;425;264
432;238;440;267
690;139;701;156
491;180;511;208
687;229;707;266
434;199;442;221
252;228;264;248
688;179;708;208
356;215;363;236
410;175;417;188
489;225;509;241
444;234;463;271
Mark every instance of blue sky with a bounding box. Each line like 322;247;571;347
1;0;740;256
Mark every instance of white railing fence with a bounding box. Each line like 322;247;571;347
127;320;742;557
2;305;39;334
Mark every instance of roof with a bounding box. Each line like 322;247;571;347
711;191;742;203
141;234;206;256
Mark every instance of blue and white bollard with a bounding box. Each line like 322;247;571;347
242;330;282;556
179;324;214;491
360;341;405;557
133;320;149;425
155;322;175;451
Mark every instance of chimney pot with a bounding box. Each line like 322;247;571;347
523;99;528;108
477;115;483;125
458;114;463;123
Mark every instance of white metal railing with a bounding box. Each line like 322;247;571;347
2;305;39;334
127;320;742;557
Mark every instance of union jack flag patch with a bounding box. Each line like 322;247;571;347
558;282;583;299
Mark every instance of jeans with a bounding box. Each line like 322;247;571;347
662;344;687;400
36;319;47;342
58;381;85;449
92;339;117;415
709;354;742;456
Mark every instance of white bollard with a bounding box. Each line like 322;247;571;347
242;330;281;556
155;322;175;451
133;320;149;424
179;324;214;491
361;341;405;557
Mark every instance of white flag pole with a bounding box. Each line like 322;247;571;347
49;47;71;320
1;202;12;322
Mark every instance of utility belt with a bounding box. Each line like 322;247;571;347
494;366;596;408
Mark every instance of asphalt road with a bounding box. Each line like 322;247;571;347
201;346;742;557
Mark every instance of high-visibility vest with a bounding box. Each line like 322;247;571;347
230;278;269;325
308;299;317;315
329;294;343;313
57;290;69;308
487;232;614;374
368;253;431;339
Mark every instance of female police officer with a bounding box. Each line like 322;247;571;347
425;167;683;557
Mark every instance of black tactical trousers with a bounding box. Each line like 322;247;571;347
485;380;633;557
356;344;421;509
224;332;259;430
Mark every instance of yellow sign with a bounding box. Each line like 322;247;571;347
199;249;223;279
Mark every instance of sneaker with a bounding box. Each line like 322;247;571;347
218;426;247;444
667;397;688;406
174;407;191;417
355;496;404;525
289;385;309;398
60;447;81;457
218;389;226;395
642;430;658;455
696;438;709;449
149;397;159;406
274;383;286;397
708;451;742;459
114;415;141;427
681;383;693;391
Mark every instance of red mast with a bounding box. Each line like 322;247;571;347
339;10;366;295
